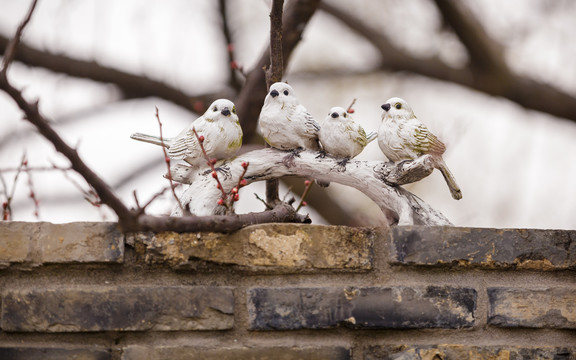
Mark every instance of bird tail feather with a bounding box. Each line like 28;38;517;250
436;158;462;200
366;131;377;144
130;132;169;148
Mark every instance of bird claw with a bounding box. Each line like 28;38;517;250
316;150;327;159
336;157;350;171
282;148;303;167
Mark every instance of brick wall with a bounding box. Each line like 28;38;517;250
0;222;575;359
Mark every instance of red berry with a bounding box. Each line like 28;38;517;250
23;160;28;166
239;179;247;187
301;201;307;207
211;171;218;179
193;101;204;113
231;187;238;194
348;109;355;114
230;60;239;70
233;194;240;202
217;198;225;206
2;202;7;208
165;156;170;163
198;135;205;143
216;183;221;189
241;162;249;169
210;158;218;165
304;180;311;186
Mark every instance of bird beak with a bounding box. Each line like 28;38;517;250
221;108;231;116
331;112;339;118
270;89;279;97
381;103;391;112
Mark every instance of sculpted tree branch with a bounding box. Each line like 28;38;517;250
320;2;576;123
170;149;452;226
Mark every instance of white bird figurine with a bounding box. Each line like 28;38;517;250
131;99;243;168
258;82;321;152
378;97;462;200
319;106;376;165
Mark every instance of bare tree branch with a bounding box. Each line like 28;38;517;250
236;0;322;141
0;34;227;114
137;202;309;232
320;2;576;123
218;0;242;92
264;0;285;205
0;0;38;74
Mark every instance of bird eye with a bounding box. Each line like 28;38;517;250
343;113;347;118
395;103;402;110
283;90;289;96
213;107;218;112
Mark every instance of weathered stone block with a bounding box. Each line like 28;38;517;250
0;222;31;266
38;222;123;263
122;346;350;360
130;224;374;271
366;345;576;360
488;287;576;328
1;286;234;332
248;286;476;330
390;226;576;270
0;347;111;360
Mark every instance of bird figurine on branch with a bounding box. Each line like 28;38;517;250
377;97;462;200
131;99;243;168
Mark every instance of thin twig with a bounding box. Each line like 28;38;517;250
0;0;38;74
191;127;232;213
296;179;313;212
346;98;357;113
218;0;243;91
133;187;170;217
22;157;40;219
154;106;185;214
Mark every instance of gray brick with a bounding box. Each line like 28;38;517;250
122;346;350;360
390;226;576;270
38;222;123;264
1;286;233;332
366;345;576;360
488;287;576;328
248;286;476;330
0;347;110;360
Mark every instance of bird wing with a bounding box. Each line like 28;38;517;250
167;124;201;160
350;123;368;148
408;121;446;156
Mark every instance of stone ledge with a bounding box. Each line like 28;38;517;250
248;286;476;330
122;346;351;360
1;286;234;332
488;287;576;329
366;345;576;360
129;223;374;271
0;222;123;267
390;226;576;270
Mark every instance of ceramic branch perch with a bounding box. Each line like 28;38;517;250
170;148;452;226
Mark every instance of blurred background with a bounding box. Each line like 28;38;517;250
1;0;575;229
